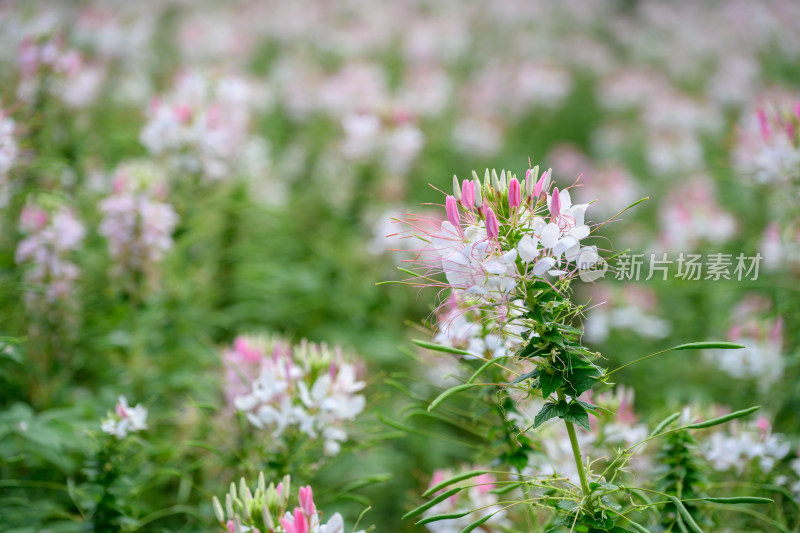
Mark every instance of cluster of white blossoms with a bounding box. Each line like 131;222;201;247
226;335;366;456
701;416;791;475
0;110;17;183
98;160;178;282
399;166;603;346
212;474;363;533
140;71;269;180
422;467;510;533
101;396;148;439
15;202;86;306
704;295;785;391
734;99;800;185
432;294;508;359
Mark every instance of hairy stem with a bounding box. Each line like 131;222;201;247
558;389;591;500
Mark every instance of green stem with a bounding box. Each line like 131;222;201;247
558;389;590;499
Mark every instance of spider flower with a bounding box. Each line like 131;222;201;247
226;335;366;456
211;473;365;533
394;165;605;345
101;396;147;439
98;160;178;284
15;200;86;308
734;99;800;185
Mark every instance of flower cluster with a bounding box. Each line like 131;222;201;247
140;71;269;179
584;285;671;343
401;166;602;338
98;160;179;284
704;295;784;390
0;110;17;183
734;99;800;185
226;335;366;456
211;473;363;533
701;414;790;475
15;201;86;307
16;34;104;108
101;396;148;439
422;466;510;533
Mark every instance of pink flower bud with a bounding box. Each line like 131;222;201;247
445;195;460;229
549;187;561;222
461;180;475;209
757;108;770;140
299;486;316;517
533;169;549;199
485;207;499;240
508;177;521;209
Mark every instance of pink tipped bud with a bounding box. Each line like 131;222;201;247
550;187;561;222
533;168;550;199
452;175;461;201
757;108;770;140
299;486;316;517
508;178;521;209
461;180;475;209
445;195;460;229
485;207;499;240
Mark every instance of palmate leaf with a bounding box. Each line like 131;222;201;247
532;401;568;429
539;372;565;398
562;367;601;397
563;402;591;431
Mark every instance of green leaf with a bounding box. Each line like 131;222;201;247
563;367;601;397
563;402;591;431
428;384;483;412
539;372;565;398
412;339;474;357
532;401;568;429
510;368;540;385
422;470;491;498
686;406;760;429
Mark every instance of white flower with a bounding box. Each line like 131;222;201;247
102;396;147;439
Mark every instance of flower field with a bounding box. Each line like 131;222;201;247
1;1;799;532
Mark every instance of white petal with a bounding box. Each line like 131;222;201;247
532;256;556;276
553;236;578;256
517;235;539;262
540;223;560;248
569;224;590;240
502;249;518;263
